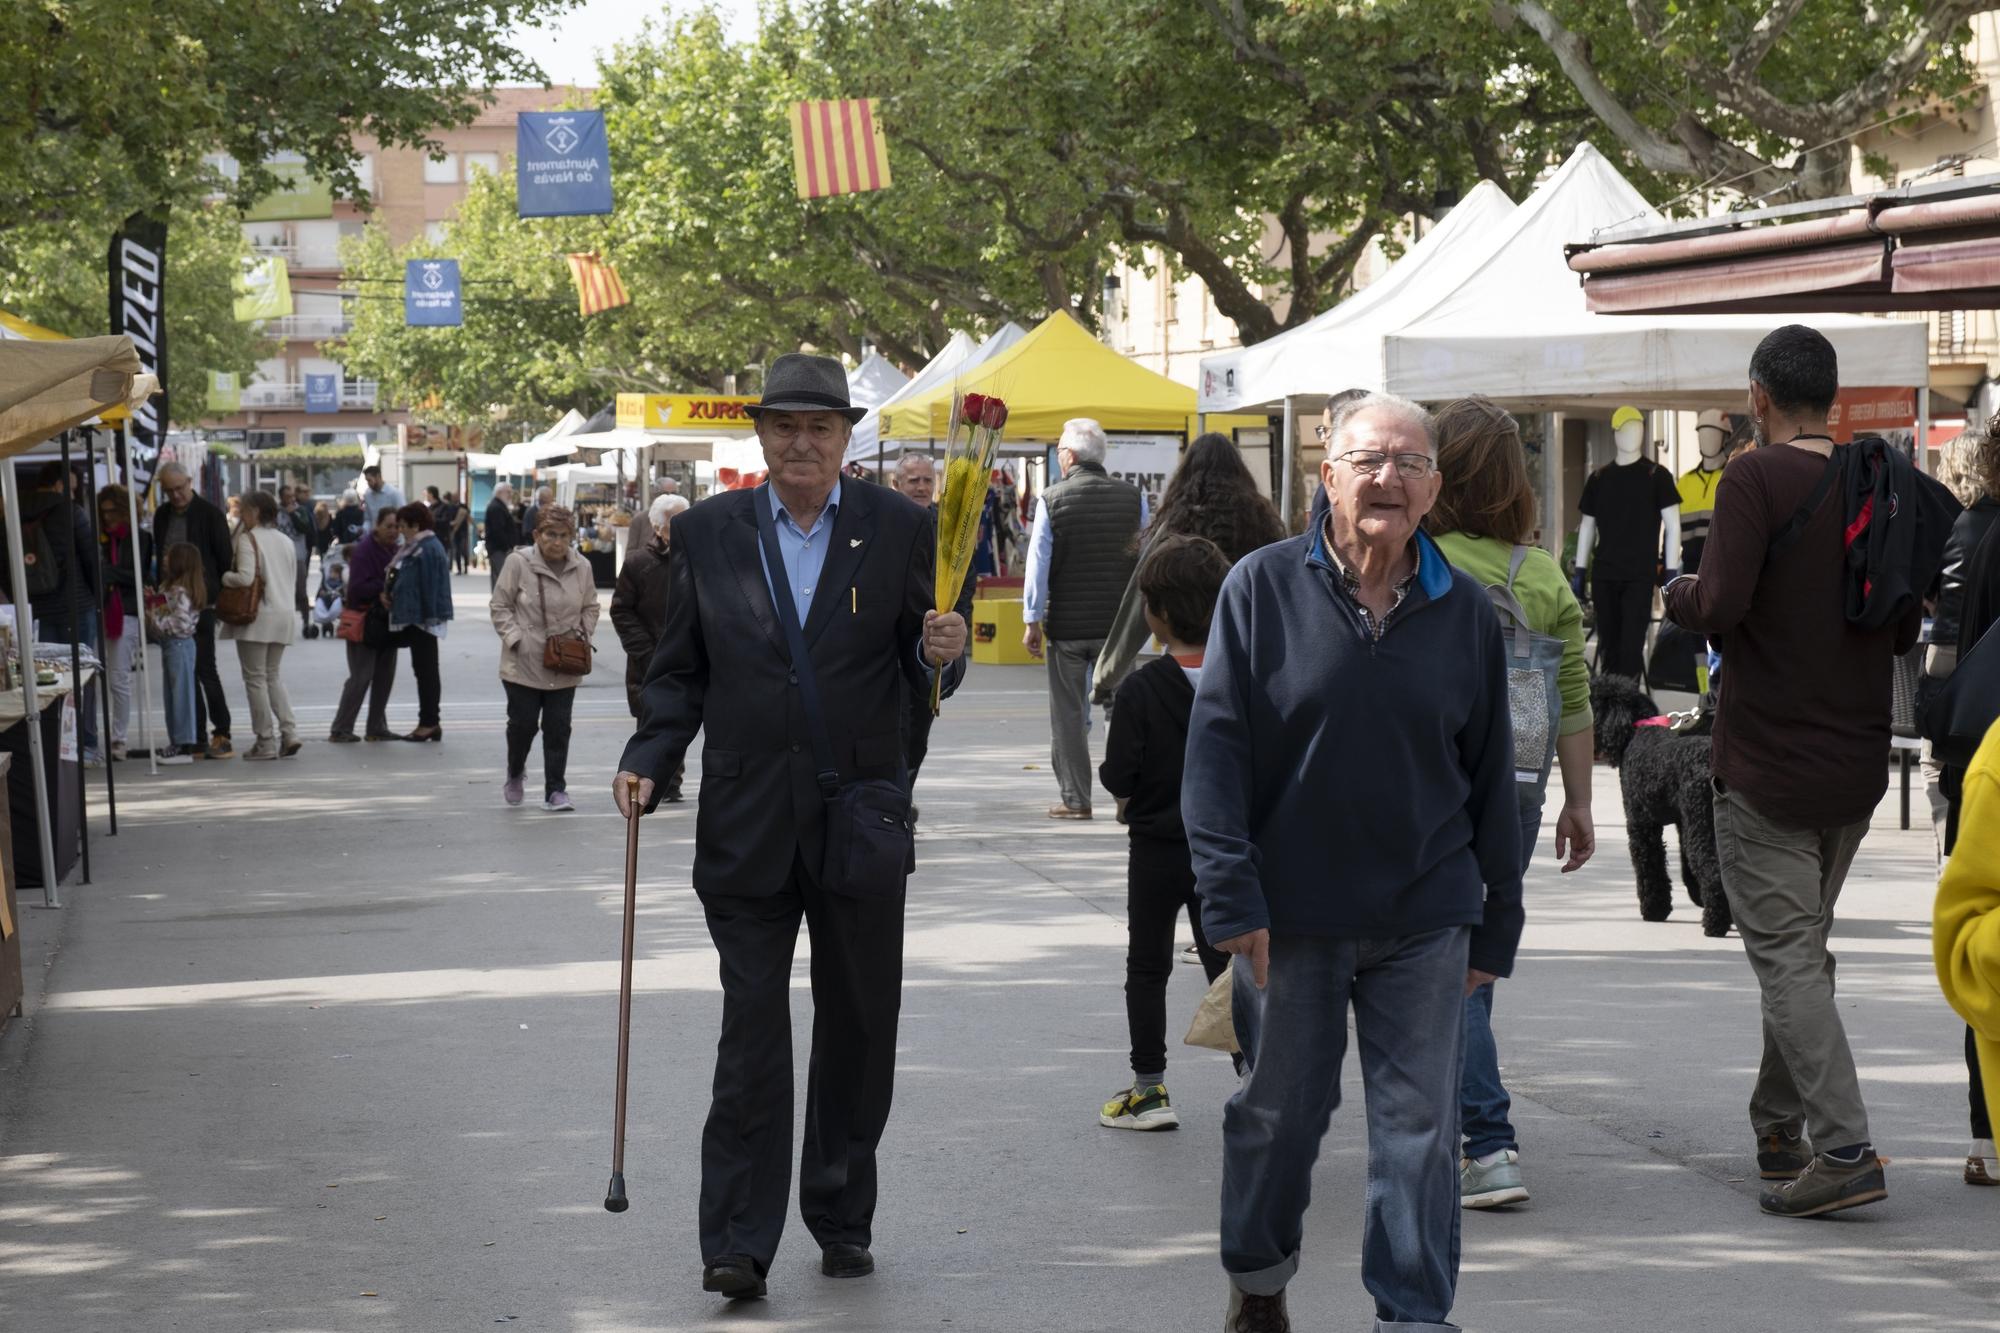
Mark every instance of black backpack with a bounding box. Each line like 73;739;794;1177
1769;437;1961;629
16;505;64;599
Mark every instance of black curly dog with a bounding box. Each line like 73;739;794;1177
1590;674;1732;937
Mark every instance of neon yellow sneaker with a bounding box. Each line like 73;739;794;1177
1100;1083;1179;1131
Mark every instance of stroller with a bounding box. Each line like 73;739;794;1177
309;548;347;640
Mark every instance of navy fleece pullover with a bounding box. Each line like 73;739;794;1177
1183;526;1525;977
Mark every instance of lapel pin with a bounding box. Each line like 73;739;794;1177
849;538;863;548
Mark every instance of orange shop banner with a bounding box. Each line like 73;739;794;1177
615;393;760;433
1826;387;1916;443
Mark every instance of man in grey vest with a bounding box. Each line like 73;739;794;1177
1023;417;1145;818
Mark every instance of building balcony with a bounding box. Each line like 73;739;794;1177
265;314;353;340
240;381;302;408
238;381;379;410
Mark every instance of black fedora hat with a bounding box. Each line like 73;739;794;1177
745;353;867;423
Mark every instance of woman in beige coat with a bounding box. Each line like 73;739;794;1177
218;489;300;759
490;504;599;811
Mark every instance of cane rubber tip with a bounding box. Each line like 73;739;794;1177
604;1174;628;1213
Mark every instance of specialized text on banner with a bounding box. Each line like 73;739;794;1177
517;110;614;218
404;260;463;327
107;215;168;486
305;374;339;414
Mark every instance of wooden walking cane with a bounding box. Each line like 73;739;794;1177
604;776;642;1213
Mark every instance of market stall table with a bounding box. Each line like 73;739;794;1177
0;662;89;891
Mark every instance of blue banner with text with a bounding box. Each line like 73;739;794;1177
404;259;463;327
517;110;614;218
304;374;338;414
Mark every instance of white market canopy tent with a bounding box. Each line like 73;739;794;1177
1197;180;1518;414
845;322;1027;464
491;408;588;474
1197;142;1928;414
846;353;909;415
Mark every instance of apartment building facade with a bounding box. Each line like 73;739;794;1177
205;86;589;456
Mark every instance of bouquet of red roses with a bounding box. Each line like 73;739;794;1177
931;389;1007;711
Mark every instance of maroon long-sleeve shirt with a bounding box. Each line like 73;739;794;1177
1663;443;1920;829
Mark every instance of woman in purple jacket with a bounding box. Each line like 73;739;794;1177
328;507;403;742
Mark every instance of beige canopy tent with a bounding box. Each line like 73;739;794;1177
0;334;155;457
0;334;157;903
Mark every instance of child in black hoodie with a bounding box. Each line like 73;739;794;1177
1097;534;1233;1130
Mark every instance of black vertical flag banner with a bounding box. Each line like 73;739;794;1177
108;215;168;486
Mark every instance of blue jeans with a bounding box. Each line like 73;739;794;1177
1459;803;1543;1159
1221;925;1470;1331
162;636;197;748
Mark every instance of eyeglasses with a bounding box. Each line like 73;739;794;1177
1335;449;1436;480
762;418;842;442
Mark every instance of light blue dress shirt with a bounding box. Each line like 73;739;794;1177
1022;486;1149;626
759;479;840;623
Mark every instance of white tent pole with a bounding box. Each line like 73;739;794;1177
121;428;158;776
1917;386;1931;475
1278;396;1297;533
3;464;60;905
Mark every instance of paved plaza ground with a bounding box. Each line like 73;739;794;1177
1;572;1996;1333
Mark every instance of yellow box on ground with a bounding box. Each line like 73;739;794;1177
971;598;1036;666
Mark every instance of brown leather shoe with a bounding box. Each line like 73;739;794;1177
1048;804;1093;820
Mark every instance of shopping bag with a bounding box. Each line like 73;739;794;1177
1183;961;1239;1054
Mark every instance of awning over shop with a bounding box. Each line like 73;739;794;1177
1566;173;2000;314
880;313;1198;441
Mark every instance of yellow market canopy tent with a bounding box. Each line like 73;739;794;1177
879;312;1198;441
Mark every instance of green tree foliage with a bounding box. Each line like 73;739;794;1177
0;0;576;247
344;0;1992;423
0;205;267;423
343;10;1107;425
1491;0;1984;201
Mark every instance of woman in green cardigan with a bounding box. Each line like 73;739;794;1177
1426;395;1598;1211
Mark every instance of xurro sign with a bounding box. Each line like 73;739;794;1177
615;393;759;432
108;215;169;485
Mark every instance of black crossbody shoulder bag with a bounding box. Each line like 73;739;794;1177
754;495;915;895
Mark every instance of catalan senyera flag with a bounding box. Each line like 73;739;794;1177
565;252;630;318
789;98;892;200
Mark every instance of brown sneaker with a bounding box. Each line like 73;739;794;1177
206;733;234;759
1756;1132;1811;1181
1759;1150;1887;1217
1224;1285;1290;1333
1967;1140;1997;1186
1048;805;1092;820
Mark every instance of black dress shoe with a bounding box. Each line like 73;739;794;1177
701;1255;766;1299
820;1242;875;1279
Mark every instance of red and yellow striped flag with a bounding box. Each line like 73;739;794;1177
789;98;892;200
565;252;630;317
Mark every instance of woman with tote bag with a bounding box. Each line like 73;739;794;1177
217;490;299;760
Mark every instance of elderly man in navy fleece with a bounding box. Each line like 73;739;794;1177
1186;391;1523;1333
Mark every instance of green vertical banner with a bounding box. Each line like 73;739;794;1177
234;255;294;322
206;372;241;413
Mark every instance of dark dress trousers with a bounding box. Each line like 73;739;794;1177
619;479;965;1274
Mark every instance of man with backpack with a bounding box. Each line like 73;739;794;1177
1665;324;1958;1218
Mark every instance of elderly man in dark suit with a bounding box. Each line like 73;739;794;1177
614;354;968;1302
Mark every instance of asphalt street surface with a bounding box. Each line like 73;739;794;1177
2;571;1995;1332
